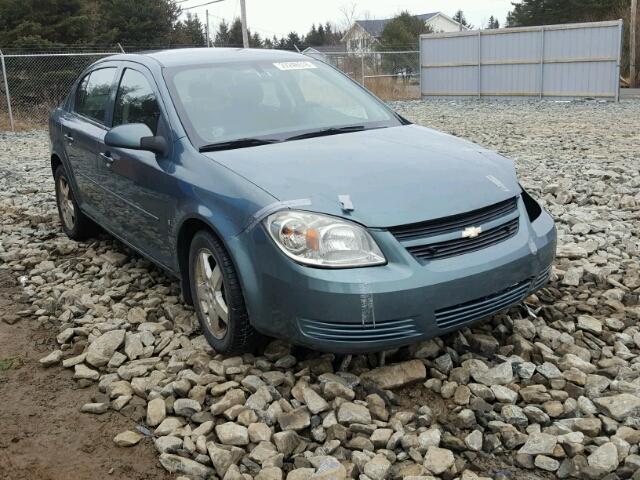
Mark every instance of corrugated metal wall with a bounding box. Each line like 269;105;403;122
420;20;623;100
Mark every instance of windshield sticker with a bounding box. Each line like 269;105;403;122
273;61;317;71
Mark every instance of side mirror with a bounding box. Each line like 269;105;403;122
105;123;168;156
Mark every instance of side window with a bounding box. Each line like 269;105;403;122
74;68;116;124
113;69;161;134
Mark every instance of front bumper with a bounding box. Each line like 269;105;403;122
230;199;556;354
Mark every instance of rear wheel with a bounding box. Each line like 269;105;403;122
189;230;261;354
54;165;96;240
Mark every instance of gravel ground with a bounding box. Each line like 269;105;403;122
1;99;639;480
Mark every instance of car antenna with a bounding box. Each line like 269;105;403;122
294;44;301;53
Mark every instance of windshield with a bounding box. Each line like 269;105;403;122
163;59;402;149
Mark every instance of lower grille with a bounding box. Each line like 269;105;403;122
299;318;420;343
532;264;552;291
407;217;519;262
435;280;531;330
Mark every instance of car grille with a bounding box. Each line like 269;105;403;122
435;279;531;330
389;197;518;241
299;318;421;343
389;197;520;262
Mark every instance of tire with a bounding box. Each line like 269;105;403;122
54;165;97;240
188;230;261;354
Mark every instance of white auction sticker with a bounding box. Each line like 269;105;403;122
273;61;317;71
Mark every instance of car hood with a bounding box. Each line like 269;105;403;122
203;125;521;228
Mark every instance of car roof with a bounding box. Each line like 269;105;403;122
103;48;308;68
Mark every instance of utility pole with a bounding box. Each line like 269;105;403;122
632;0;637;87
240;0;249;48
205;10;210;47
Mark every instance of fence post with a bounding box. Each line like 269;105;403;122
539;27;545;99
477;30;482;98
361;50;365;86
0;50;15;132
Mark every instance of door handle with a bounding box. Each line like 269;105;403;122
63;133;74;143
100;152;114;167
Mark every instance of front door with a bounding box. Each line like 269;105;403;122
96;66;176;267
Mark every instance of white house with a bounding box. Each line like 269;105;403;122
342;12;468;52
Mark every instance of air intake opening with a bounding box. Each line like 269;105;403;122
521;188;542;222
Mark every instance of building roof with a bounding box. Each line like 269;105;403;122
355;13;439;38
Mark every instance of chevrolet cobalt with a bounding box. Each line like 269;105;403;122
49;49;556;354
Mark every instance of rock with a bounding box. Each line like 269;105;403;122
173;398;201;417
39;349;63;367
207;442;235;477
465;430;483;451
155;435;182;454
158;453;215;477
248;422;272;443
256;467;283;480
423;446;455;475
309;456;346;480
85;329;126;367
287;468;315;480
364;454;392;480
147;397;166;427
577;315;602;334
273;431;300;457
113;430;144;447
215;422;249;446
471;362;513;386
535;455;560;471
74;364;99;381
418;429;441;452
277;407;311;431
587;442;619;473
302;387;329;414
360;360;426;389
518;433;557;455
593;394;640;421
337;402;371;425
81;402;108;414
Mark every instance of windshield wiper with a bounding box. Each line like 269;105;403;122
199;138;280;152
284;125;367;141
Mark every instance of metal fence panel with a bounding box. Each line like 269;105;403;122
420;20;623;100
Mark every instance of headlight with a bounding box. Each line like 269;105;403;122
264;210;386;268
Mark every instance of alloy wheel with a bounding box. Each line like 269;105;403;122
58;175;76;230
195;249;228;339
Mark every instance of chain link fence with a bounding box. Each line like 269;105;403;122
305;50;420;101
0;51;120;130
0;47;420;131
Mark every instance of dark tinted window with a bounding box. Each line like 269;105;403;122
74;68;116;124
113;69;161;134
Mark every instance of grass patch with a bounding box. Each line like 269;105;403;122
0;357;21;371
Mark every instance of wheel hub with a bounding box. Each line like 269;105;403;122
58;176;75;230
195;249;228;339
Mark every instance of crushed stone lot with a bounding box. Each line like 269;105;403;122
1;99;639;480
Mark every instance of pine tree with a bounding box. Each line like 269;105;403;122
94;0;180;46
172;13;205;45
506;0;621;27
453;10;473;29
0;0;91;47
214;20;231;46
487;16;500;29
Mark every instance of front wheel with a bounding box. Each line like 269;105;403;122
188;230;261;354
54;165;96;240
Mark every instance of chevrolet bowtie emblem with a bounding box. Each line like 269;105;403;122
462;226;482;239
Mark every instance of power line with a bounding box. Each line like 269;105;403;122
182;0;226;10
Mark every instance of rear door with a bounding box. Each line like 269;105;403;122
58;66;118;219
96;64;176;266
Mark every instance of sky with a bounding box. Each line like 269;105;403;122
179;0;516;40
